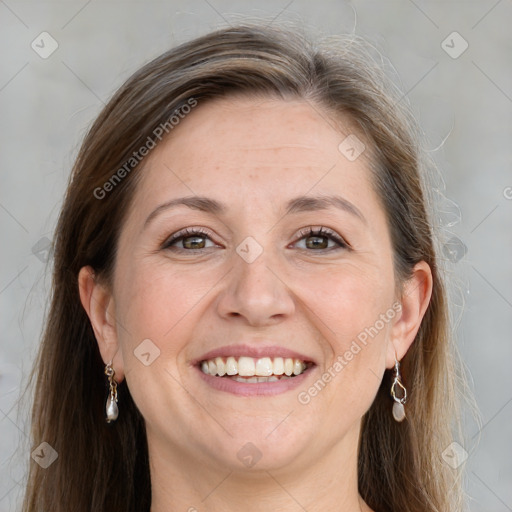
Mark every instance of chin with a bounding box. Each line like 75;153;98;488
199;417;317;473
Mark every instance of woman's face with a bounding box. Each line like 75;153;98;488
95;97;424;474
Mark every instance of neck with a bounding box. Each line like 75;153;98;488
148;424;372;512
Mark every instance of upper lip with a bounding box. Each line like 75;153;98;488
192;344;317;366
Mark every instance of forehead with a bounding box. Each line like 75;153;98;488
133;96;376;215
167;97;352;160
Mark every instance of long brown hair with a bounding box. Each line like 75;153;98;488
22;24;464;511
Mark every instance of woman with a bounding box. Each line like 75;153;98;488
22;24;464;512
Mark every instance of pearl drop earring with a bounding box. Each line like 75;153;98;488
390;355;407;422
104;360;119;423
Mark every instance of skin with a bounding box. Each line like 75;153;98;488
79;97;432;512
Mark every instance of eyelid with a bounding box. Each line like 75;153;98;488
161;225;350;251
294;226;350;250
161;227;219;249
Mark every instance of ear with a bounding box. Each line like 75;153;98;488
386;261;433;369
78;266;125;382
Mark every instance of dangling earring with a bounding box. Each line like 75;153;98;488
390;355;407;422
104;360;119;423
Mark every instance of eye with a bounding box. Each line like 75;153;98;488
162;228;218;251
162;226;349;253
294;227;349;251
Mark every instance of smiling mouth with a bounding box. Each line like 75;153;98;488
200;356;313;383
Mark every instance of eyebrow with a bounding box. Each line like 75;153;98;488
144;196;226;228
284;195;366;223
144;193;365;228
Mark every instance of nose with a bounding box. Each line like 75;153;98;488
216;249;295;327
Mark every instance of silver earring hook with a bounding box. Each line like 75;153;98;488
390;353;407;422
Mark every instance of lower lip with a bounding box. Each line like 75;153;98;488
195;366;316;396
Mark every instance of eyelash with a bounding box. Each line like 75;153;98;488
295;226;349;251
162;226;349;252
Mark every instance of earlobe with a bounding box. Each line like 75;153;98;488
386;261;433;368
78;266;125;381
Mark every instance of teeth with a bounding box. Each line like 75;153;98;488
231;375;291;383
284;358;294;376
293;359;303;376
238;357;255;376
255;357;273;376
200;356;308;378
226;356;237;376
273;357;284;375
215;357;226;376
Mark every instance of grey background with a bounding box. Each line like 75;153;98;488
1;1;511;511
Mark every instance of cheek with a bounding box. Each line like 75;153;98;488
113;261;221;430
115;260;220;351
292;263;394;418
292;260;394;346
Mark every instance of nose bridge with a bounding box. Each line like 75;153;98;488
216;238;295;325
